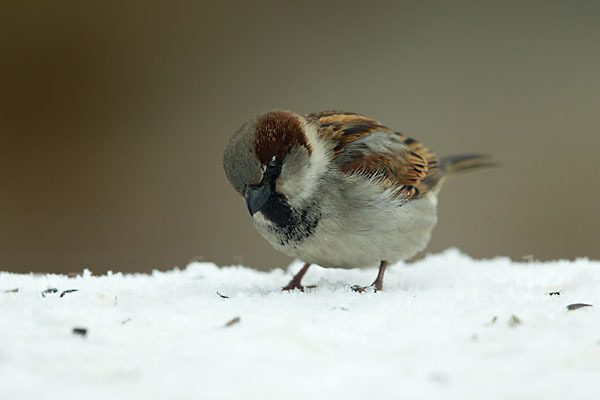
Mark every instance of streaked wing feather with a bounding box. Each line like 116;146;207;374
305;111;442;199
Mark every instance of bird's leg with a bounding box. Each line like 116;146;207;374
351;260;388;292
282;263;312;291
371;260;388;291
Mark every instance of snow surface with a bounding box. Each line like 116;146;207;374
1;249;599;400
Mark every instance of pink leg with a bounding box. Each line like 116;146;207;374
352;261;388;292
282;263;312;291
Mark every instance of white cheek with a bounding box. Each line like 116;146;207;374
277;164;310;206
277;123;330;207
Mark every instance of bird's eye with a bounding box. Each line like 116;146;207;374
266;160;279;177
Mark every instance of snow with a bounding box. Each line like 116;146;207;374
1;249;599;400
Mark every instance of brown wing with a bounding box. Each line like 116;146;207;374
305;111;442;199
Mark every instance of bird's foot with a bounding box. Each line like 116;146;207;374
350;283;382;293
352;261;386;293
282;282;316;292
282;263;313;292
282;281;304;291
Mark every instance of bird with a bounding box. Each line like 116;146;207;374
223;110;493;292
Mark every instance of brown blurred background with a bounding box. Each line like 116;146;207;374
1;1;599;274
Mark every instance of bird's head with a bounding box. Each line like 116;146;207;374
223;110;328;223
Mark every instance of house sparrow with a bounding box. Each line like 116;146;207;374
223;110;493;291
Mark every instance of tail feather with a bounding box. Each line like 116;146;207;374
440;154;496;177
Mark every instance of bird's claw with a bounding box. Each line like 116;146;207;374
351;285;379;293
282;283;304;292
282;283;316;292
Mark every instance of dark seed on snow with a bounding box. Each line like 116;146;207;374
224;317;241;328
60;289;79;298
41;288;58;297
508;315;522;327
72;328;87;337
567;303;593;311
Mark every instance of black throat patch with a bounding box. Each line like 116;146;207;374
259;190;320;245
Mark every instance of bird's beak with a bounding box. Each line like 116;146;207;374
244;184;272;216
